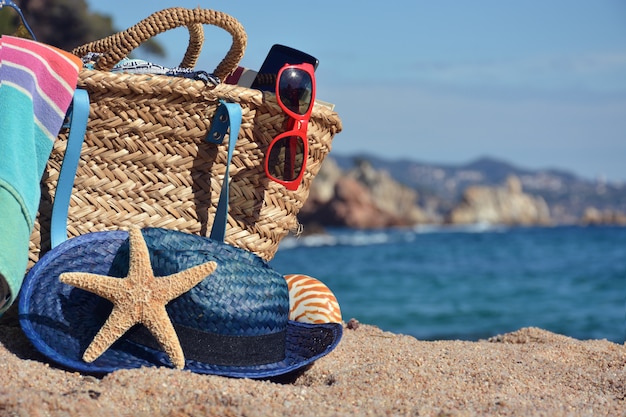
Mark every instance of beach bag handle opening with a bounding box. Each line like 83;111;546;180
72;7;247;80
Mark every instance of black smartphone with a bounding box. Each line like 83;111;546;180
250;44;319;91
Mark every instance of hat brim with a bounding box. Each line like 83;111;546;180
19;230;342;378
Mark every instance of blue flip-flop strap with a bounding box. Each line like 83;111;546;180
50;97;241;247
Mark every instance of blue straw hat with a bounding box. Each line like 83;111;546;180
19;228;342;378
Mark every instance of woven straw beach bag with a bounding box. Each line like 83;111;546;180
28;7;342;266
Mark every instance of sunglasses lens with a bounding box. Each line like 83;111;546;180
278;68;313;115
267;135;305;182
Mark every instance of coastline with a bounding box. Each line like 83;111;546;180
1;307;624;416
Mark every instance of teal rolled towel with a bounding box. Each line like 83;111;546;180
0;36;81;314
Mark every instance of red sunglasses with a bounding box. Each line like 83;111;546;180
264;63;316;191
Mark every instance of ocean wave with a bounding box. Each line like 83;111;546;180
279;223;509;249
278;229;412;249
413;222;509;234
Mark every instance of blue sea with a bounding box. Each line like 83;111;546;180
269;225;626;343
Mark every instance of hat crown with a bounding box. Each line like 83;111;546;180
108;228;289;336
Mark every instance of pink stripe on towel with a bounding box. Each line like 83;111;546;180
0;36;82;116
2;36;80;86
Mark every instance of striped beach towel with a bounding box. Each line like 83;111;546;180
0;35;82;314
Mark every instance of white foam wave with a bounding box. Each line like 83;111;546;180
278;229;415;249
279;223;509;250
413;222;509;234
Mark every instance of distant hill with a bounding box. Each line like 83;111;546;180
330;154;626;224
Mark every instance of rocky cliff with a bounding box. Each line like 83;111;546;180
332;154;626;225
299;158;552;229
446;176;551;226
298;158;430;229
580;207;626;226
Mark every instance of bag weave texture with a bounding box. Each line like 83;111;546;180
28;7;342;265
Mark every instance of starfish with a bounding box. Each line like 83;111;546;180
60;228;217;369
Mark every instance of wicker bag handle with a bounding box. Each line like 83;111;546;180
72;7;247;80
72;21;205;70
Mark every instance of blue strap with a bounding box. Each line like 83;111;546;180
50;89;89;248
206;100;242;242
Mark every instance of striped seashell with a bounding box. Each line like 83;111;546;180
285;274;342;324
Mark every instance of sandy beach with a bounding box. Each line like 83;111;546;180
0;306;624;416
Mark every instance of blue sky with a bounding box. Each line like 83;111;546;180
87;1;626;182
